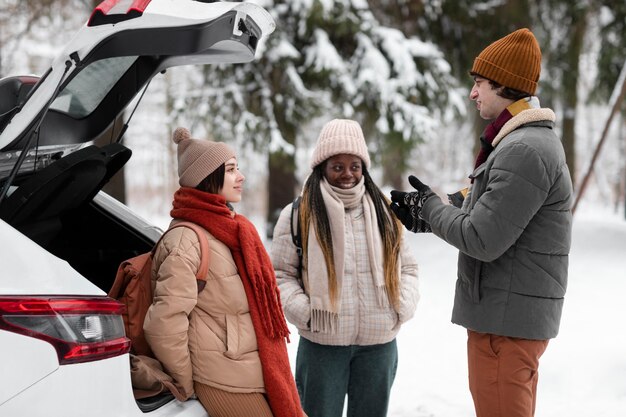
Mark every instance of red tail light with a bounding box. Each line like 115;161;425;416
0;296;131;364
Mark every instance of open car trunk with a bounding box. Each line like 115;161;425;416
0;2;274;413
0;0;274;294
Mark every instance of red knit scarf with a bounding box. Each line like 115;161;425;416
473;107;513;171
471;97;535;183
171;187;303;417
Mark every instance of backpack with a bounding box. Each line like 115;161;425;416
109;222;210;400
290;196;303;273
108;221;210;358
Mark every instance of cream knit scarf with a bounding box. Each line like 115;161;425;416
306;177;386;334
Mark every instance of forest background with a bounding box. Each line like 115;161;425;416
1;0;625;233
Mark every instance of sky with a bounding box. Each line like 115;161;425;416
281;204;626;417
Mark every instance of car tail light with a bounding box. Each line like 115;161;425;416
0;296;131;364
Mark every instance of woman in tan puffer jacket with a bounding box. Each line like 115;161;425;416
143;127;305;417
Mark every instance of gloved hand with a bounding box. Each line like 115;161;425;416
447;187;468;208
390;175;435;233
390;203;432;233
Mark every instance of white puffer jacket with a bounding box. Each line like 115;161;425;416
271;202;419;346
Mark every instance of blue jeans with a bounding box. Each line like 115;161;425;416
295;337;398;417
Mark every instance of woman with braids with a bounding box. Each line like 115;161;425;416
144;127;305;417
270;119;419;417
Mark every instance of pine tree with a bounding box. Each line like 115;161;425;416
410;0;533;164
173;0;461;232
589;2;626;103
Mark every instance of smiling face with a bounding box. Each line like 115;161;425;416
218;157;245;203
323;154;363;189
469;75;514;120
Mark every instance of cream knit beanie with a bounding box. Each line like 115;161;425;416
310;119;371;169
173;127;235;188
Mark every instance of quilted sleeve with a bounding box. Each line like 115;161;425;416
270;204;311;330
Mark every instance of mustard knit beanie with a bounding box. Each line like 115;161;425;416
310;119;371;169
471;28;541;95
173;127;235;188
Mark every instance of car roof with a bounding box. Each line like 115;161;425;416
0;0;274;152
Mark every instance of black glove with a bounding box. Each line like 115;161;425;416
390;203;432;233
390;175;435;233
447;187;468;208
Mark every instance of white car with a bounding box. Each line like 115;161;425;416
0;1;274;416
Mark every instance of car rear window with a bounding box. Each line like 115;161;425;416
49;56;136;118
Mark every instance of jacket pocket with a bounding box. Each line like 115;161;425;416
469;164;486;181
190;312;226;353
224;313;258;360
466;164;487;210
471;259;482;303
458;254;482;304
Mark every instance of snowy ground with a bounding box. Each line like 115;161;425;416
280;206;626;417
148;200;626;416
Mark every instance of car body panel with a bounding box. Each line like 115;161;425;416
0;352;208;416
0;331;59;405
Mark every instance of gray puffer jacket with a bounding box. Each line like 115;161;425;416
422;108;573;340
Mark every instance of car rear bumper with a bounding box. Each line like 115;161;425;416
0;348;207;417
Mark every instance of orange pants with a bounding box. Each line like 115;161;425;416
467;330;549;417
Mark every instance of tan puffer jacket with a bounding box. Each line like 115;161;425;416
143;222;264;399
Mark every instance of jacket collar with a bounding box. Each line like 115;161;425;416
492;108;556;147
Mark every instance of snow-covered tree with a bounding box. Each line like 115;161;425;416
407;0;534;166
588;2;626;103
168;0;462;231
0;0;91;77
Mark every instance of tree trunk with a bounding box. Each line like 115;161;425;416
380;130;412;189
561;14;587;187
266;75;297;238
267;149;296;238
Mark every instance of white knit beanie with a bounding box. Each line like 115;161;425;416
173;127;236;188
310;119;371;169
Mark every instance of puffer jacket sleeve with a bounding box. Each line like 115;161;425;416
395;231;419;324
143;229;201;399
422;140;550;262
270;204;311;330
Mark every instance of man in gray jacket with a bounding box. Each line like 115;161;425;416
390;28;573;417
